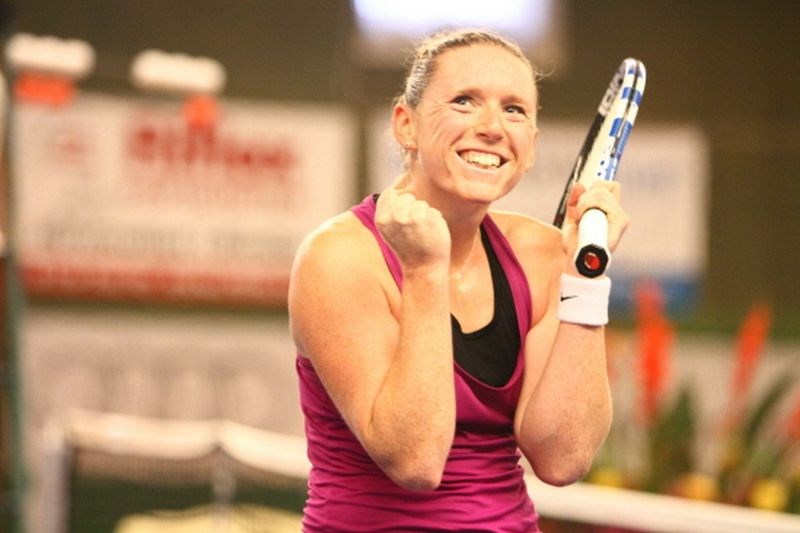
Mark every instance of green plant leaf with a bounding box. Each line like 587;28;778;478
742;371;795;448
645;384;696;492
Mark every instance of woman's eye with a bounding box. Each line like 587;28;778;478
452;95;472;106
505;105;526;115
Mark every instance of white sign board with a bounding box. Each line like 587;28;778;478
11;94;356;306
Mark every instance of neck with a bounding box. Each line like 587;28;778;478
439;207;488;280
448;222;482;279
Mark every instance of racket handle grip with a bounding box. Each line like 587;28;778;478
574;208;610;278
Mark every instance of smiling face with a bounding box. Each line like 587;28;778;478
393;43;539;207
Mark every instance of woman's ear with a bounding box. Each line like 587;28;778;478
391;102;417;151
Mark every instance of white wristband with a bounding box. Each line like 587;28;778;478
557;273;611;326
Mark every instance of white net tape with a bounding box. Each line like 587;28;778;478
46;409;800;533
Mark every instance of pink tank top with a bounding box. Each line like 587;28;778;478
296;195;540;531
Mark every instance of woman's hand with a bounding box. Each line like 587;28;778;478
560;180;629;269
375;187;452;273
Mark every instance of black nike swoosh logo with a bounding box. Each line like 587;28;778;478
560;295;578;302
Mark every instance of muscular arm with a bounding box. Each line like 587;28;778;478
510;181;626;486
513;256;613;486
289;205;455;490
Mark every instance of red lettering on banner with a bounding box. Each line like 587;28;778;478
124;115;300;208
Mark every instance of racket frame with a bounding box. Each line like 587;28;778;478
553;58;646;278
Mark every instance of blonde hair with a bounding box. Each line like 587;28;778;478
397;28;538;109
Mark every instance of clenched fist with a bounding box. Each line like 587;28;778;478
375;188;452;273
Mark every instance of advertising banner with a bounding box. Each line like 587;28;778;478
11;94;356;306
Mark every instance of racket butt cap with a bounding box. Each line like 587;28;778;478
575;245;609;278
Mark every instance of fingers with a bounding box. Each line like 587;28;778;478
376;188;440;227
375;187;451;269
573;181;620;219
563;180;629;255
567;181;586;210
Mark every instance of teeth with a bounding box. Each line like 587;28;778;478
461;150;501;169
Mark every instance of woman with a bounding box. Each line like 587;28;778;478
289;28;628;532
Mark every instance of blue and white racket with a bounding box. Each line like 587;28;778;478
553;58;646;278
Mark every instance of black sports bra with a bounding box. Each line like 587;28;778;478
451;226;520;387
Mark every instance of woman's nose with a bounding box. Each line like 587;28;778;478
475;106;504;140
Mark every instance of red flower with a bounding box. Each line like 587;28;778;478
729;303;773;418
635;281;674;425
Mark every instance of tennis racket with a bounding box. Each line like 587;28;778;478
553;58;646;278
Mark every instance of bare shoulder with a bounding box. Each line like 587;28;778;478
293;210;380;271
289;210;397;351
487;209;564;265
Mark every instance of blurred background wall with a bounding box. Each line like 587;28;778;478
4;0;799;331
